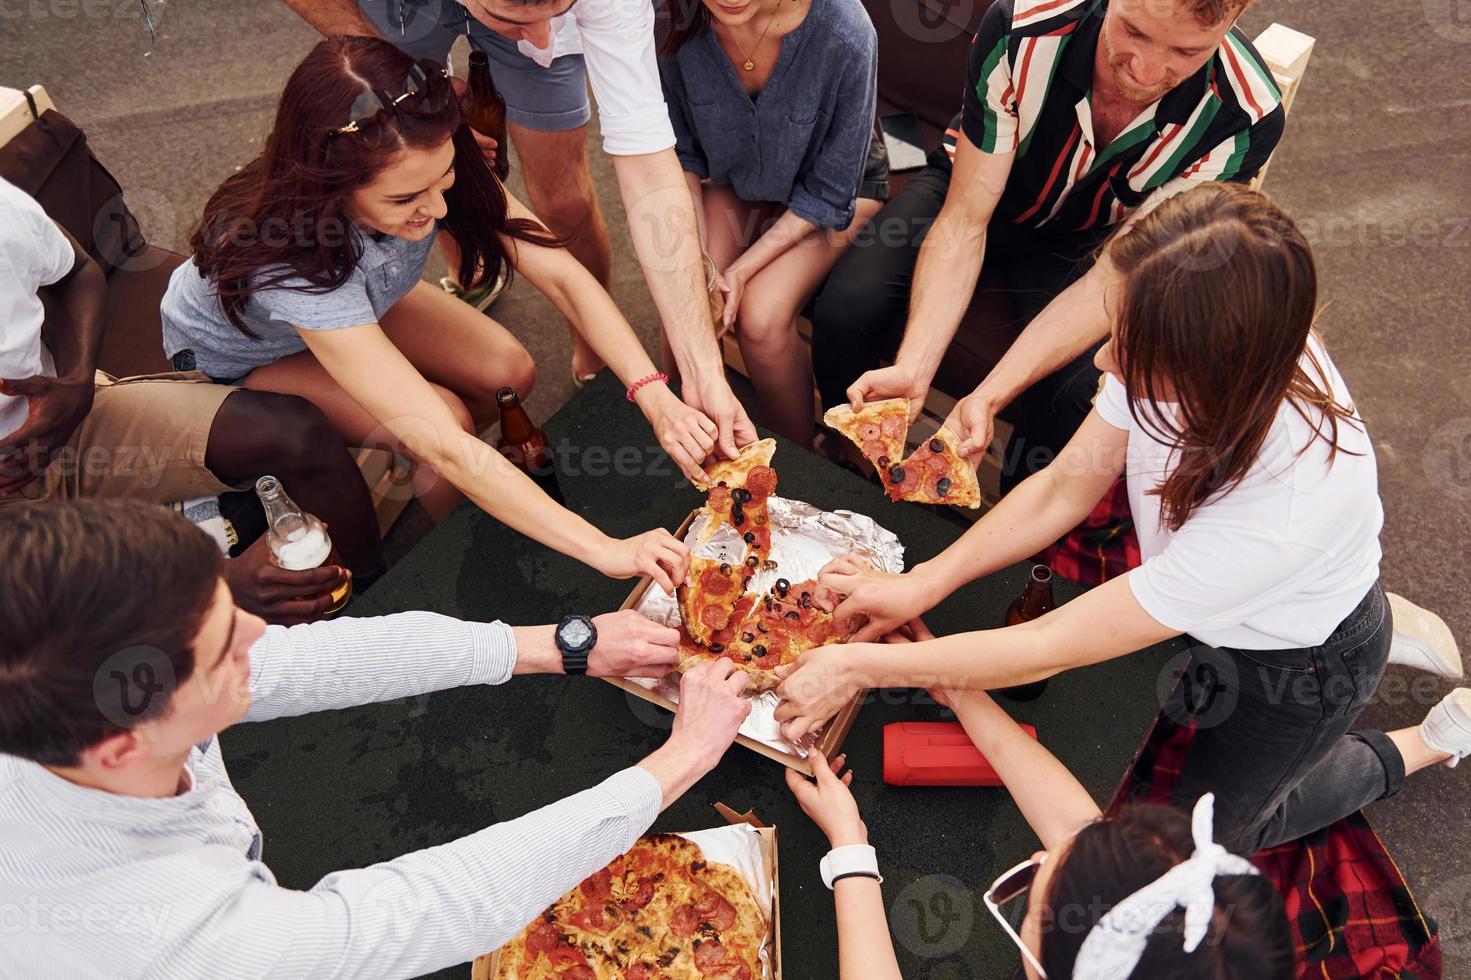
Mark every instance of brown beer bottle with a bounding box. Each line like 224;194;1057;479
495;387;564;504
998;564;1055;701
465;50;510;181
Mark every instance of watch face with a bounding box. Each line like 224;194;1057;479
560;618;593;650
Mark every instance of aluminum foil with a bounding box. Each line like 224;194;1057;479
633;496;905;757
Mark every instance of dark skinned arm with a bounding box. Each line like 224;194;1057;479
0;224;105;494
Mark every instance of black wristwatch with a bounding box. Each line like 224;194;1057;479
555;614;598;675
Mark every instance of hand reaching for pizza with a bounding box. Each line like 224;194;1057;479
845;365;927;423
668;659;753;766
946;388;1002;467
785;749;868;848
772;644;867;743
587;610;682;679
593;529;690;596
816;552;938;643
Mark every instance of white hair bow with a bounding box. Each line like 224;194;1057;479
1072;794;1258;980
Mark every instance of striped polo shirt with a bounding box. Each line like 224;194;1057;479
953;0;1284;234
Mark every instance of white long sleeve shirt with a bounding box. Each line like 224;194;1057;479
0;613;663;979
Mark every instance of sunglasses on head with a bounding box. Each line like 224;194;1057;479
984;857;1049;978
329;60;452;137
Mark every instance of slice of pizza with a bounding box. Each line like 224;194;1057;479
694;460;779;558
677;557;751;645
694;437;777;491
711;578;849;692
823;397;910;470
885;427;981;509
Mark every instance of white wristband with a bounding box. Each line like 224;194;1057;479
819;844;882;889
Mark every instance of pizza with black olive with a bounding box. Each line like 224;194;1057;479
494;834;765;979
677;578;849;692
883;427;981;509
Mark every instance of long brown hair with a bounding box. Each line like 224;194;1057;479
1041;804;1294;978
190;36;559;335
1107;183;1361;531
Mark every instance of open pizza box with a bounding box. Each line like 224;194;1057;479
470;803;783;979
604;508;870;777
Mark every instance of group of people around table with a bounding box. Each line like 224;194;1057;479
2;0;1469;976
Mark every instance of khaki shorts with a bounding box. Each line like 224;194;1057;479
0;371;240;507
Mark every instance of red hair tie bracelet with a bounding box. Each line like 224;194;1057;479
626;372;669;402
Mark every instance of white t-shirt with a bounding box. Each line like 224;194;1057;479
1097;344;1383;650
458;0;676;156
0;177;74;441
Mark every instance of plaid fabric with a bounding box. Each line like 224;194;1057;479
1110;696;1443;978
1039;477;1140;585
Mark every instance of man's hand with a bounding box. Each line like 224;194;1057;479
225;534;349;625
666;659;751;764
845;365;927;423
590;528;691;596
587;609;682;679
946;388;1002;467
683;374;756;461
0;374;93;494
639;659;752;807
785;749;867;847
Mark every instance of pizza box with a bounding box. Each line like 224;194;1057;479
470;803;783;979
605;508;868;777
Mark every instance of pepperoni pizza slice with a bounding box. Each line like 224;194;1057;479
884;427;981;509
694;438;776;491
694;463;778;560
695;578;848;692
677;558;752;645
822;398;910;471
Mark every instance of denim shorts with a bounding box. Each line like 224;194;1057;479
358;0;591;131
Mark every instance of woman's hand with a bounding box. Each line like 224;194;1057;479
773;644;871;743
592;529;690;595
946;387;1002;467
637;383;719;484
818;554;942;642
785;749;868;847
719;260;750;330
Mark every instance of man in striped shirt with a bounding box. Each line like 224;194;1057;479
811;0;1283;490
0;500;751;979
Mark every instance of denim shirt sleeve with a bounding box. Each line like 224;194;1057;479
659;58;710;179
787;38;878;230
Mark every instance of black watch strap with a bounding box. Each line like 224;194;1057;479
556;615;596;675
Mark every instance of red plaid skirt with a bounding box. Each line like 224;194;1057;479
1111;702;1443;978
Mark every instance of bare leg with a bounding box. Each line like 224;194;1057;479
1389;726;1454;776
244;353;476;522
708;188;885;446
510;123;612;380
377;280;538;429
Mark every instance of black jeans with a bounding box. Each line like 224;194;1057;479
809;161;1111;491
1166;582;1403;854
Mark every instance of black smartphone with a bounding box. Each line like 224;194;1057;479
880;111;928;172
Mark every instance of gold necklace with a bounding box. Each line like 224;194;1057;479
730;1;782;71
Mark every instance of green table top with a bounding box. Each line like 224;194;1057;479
224;372;1182;980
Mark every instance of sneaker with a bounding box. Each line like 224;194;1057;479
1387;592;1463;679
439;269;509;312
1419;688;1471;768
